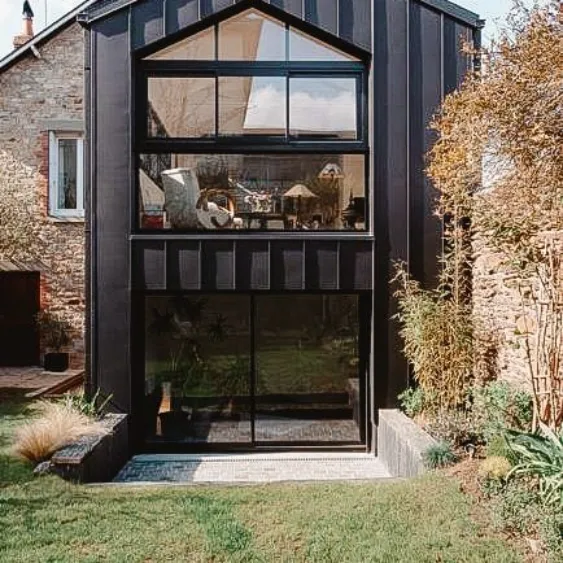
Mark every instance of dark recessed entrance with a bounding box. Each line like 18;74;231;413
0;272;40;366
142;293;368;450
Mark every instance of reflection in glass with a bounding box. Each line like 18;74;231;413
147;77;215;138
219;9;286;61
289;28;358;62
255;295;361;443
290;77;357;139
219;76;286;136
144;295;251;444
57;139;78;209
138;153;366;231
144;27;215;60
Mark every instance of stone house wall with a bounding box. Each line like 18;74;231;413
0;23;85;369
473;232;563;392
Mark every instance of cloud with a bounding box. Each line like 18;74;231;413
244;85;356;133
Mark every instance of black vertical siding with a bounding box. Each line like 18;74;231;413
270;0;302;18
339;0;371;51
236;241;270;290
409;3;442;289
305;0;338;35
167;241;201;289
88;0;479;437
165;0;199;34
133;241;166;289
201;241;235;289
305;241;338;290
131;0;164;48
379;0;410;406
129;0;372;54
93;11;132;412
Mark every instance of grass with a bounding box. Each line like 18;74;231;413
0;393;523;562
147;346;356;396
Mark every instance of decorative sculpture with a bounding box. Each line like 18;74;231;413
161;167;201;229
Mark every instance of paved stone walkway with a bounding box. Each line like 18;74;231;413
114;453;391;484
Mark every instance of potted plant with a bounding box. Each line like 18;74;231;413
36;310;71;372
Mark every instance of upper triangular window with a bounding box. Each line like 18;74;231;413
143;9;359;62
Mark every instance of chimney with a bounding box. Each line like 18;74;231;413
13;1;35;49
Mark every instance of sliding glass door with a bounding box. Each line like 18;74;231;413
143;293;365;448
254;295;362;444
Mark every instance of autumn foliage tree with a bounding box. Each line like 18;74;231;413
428;1;563;429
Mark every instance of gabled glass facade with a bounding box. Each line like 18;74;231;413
135;8;368;232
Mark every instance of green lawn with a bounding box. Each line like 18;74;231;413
0;393;522;563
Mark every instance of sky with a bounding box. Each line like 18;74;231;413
0;0;541;61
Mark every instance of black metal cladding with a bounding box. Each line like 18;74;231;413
85;0;480;428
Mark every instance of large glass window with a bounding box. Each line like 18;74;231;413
148;77;215;138
218;76;286;136
137;7;368;232
143;294;362;445
289;77;357;139
138;153;366;231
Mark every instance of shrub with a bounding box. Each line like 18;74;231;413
486;434;517;464
490;480;563;561
423;441;457;469
13;401;107;464
507;425;563;507
479;456;512;482
393;265;474;412
472;382;532;442
423;411;481;449
398;387;426;418
59;389;112;419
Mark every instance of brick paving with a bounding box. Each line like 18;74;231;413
114;453;391;484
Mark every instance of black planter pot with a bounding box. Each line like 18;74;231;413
44;352;69;372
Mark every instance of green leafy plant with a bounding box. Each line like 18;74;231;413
507;424;563;507
424;411;481;449
59;389;113;419
393;264;474;412
472;382;533;442
423;441;457;469
486;434;517;465
398;387;426;418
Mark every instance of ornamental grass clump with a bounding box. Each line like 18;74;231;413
13;400;107;464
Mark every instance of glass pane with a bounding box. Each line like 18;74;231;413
57;139;77;209
255;295;361;444
219;76;286;136
144;295;251;444
144;27;215;60
148;77;215;138
219;9;285;61
290;77;357;139
289;28;358;62
138;153;366;231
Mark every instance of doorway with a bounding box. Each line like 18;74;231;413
0;272;40;366
142;293;368;449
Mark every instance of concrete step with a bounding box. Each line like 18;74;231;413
113;452;391;484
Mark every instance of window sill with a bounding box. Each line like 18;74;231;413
47;214;85;223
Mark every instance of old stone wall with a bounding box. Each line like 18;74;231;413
0;23;85;369
473;232;563;392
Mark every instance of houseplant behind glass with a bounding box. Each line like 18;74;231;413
36;311;71;372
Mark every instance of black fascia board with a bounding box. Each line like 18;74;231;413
79;0;482;30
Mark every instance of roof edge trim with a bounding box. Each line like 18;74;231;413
418;0;482;28
80;0;482;29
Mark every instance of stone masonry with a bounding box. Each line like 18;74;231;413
473;232;563;391
0;23;85;368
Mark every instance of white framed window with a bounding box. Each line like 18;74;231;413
48;132;84;218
